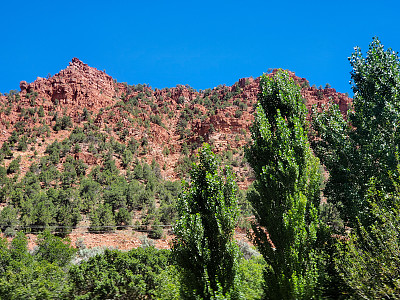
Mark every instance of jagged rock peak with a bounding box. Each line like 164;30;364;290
17;58;116;110
70;57;86;66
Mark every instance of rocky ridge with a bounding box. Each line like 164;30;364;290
0;58;351;187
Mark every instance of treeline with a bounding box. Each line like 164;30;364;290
0;144;182;237
0;230;264;299
0;105;251;238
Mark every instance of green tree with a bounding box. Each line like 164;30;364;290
1;142;13;159
335;177;400;298
7;156;21;174
89;203;115;232
69;247;171;299
0;232;69;299
246;70;324;299
312;37;400;227
134;162;144;179
172;143;241;299
31;192;57;231
17;135;27;151
0;205;19;233
79;178;101;212
38;105;45;117
116;207;132;228
53;115;72;131
103;177;127;211
34;230;77;267
122;148;133;169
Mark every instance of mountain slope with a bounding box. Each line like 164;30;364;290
0;58;351;187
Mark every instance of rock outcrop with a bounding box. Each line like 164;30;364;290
20;58;115;112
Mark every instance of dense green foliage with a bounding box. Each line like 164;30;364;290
335;177;400;298
0;126;181;235
0;232;73;299
311;37;400;298
173;143;241;299
312;37;400;227
0;230;266;300
69;247;171;299
246;70;325;299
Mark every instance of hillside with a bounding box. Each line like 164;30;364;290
0;58;351;248
0;58;350;184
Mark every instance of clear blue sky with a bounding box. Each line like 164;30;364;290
1;0;399;96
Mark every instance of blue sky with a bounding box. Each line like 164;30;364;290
1;0;399;96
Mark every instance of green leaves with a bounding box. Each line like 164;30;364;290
246;69;324;299
312;37;400;227
335;178;400;298
69;247;171;299
173;143;241;299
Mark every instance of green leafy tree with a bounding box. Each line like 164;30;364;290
335;177;400;298
69;247;171;299
31;192;58;231
172;143;241;299
122;148;133;169
79;178;102;212
312;37;400;227
53;115;72;131
134;162;144;179
116;207;132;228
246;69;324;299
103;177;127;211
38;105;45;117
34;230;77;267
17;135;27;151
89;203;115;232
1;142;13;159
0;205;19;232
0;232;69;299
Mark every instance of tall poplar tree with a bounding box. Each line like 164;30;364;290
246;69;324;299
172;143;241;299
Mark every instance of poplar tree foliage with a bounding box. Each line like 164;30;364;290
173;143;241;299
335;177;400;299
311;37;400;227
246;70;323;299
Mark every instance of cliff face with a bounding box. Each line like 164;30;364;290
0;58;351;187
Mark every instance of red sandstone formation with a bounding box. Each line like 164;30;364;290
0;58;352;188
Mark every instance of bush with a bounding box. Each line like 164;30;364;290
53;115;73;131
69;247;171;299
149;218;163;239
234;109;243;118
7;156;21;174
34;230;77;267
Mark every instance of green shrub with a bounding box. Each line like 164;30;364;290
34;230;77;267
69;247;171;299
7;156;21;174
